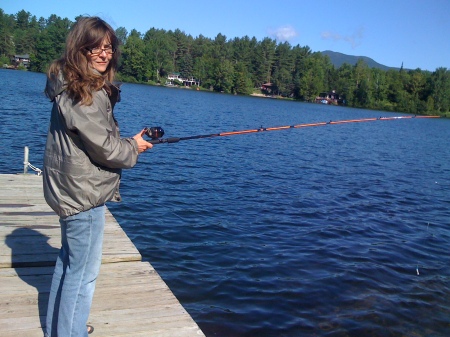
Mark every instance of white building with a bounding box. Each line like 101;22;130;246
166;72;200;86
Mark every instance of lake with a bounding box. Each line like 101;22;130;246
1;69;450;337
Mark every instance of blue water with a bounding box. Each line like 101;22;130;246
1;69;450;336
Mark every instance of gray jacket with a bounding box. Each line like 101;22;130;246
43;73;139;218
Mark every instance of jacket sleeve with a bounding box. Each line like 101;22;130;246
60;90;139;169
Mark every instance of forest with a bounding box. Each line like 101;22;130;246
1;9;449;117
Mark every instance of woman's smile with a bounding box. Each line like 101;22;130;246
92;58;110;73
88;38;113;74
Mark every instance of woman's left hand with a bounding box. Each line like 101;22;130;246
133;129;153;153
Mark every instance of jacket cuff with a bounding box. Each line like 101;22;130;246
126;137;139;155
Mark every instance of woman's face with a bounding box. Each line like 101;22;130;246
88;37;114;74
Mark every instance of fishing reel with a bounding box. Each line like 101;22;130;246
144;126;165;140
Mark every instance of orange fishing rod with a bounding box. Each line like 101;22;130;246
145;115;440;144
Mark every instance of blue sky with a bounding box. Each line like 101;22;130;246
2;0;449;71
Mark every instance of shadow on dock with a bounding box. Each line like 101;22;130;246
5;227;58;335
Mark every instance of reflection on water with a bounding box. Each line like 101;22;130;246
1;69;450;336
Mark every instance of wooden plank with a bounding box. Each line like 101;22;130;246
0;262;205;336
0;175;141;268
0;174;205;337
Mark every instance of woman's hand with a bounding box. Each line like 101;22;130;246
133;129;153;153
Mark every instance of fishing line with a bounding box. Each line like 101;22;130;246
145;115;440;145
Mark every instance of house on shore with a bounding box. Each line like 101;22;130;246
261;82;277;95
315;90;345;105
12;54;30;68
166;72;200;86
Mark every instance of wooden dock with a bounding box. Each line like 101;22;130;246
0;174;205;337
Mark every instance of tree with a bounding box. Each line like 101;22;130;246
193;55;209;85
272;41;294;96
143;28;176;82
233;61;253;95
352;59;371;107
31;15;71;72
429;67;450;114
291;45;312;99
212;33;230;61
231;35;255;74
32;30;53;72
15;10;31;30
179;53;193;79
120;29;146;81
371;68;388;108
13;29;28;54
334;63;354;104
212;59;234;93
354;75;372;107
169;28;191;70
191;34;213;84
13;11;38;55
253;37;276;87
0;10;15;58
115;27;128;46
299;55;324;101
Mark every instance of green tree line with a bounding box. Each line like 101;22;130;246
1;9;449;117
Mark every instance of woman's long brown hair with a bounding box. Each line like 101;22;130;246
47;16;120;105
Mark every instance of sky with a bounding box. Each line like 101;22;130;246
2;0;449;71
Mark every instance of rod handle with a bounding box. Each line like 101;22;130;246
149;137;181;144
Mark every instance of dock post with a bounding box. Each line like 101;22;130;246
23;146;29;174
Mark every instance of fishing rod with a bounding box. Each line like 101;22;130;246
144;115;440;145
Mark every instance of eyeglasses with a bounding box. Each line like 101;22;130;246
86;46;116;56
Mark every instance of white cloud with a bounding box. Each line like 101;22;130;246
267;25;299;42
321;26;365;48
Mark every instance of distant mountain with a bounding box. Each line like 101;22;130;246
321;50;399;71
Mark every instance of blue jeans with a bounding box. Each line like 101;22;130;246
45;205;105;337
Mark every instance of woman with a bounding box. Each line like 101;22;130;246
43;16;152;336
